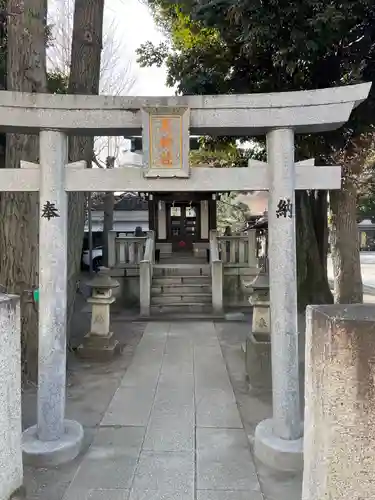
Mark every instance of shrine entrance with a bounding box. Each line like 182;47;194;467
167;201;200;252
0;83;367;471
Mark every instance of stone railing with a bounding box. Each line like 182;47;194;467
209;230;223;313
217;231;257;267
140;231;155;316
108;231;147;267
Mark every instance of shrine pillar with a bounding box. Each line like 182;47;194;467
22;130;84;467
254;128;303;471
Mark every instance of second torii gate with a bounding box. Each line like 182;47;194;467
0;83;370;469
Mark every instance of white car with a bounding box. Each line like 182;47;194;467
82;246;103;271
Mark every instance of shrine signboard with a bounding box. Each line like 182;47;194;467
142;106;190;178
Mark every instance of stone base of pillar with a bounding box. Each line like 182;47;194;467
245;333;272;391
254;419;303;472
77;331;121;361
22;419;84;467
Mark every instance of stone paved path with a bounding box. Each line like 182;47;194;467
63;321;262;500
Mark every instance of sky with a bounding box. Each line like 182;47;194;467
104;0;173;96
101;0;174;166
47;0;174;167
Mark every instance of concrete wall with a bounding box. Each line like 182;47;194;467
303;305;375;500
121;275;140;306
110;269;140;308
84;210;148;232
0;294;23;500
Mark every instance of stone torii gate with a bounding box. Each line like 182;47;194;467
0;83;370;468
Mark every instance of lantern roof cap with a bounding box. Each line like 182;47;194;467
87;267;119;289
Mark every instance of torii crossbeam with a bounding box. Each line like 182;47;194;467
2;159;340;192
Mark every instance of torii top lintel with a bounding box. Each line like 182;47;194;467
0;83;370;136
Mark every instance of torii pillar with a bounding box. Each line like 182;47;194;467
252;140;333;472
21;131;85;466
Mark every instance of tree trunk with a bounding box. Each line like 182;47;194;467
102;156;115;267
0;0;47;381
330;176;363;303
296;191;333;312
102;192;115;266
67;0;104;337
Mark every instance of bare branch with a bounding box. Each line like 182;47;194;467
92;153;105;169
47;0;137;172
47;0;137;96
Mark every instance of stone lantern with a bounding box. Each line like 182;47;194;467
248;273;270;338
77;267;120;360
243;272;272;391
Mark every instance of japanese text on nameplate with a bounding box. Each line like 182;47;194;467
276;198;293;219
159;118;173;166
149;114;182;169
41;201;60;220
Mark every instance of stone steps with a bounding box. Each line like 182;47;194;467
150;265;213;317
150;303;213;315
152;284;212;295
153;263;210;277
151;293;212;305
153;276;211;285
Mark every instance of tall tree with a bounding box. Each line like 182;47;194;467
48;0;135;96
67;0;104;331
138;0;375;307
102;154;115;267
0;0;47;380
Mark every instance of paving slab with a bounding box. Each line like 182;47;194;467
196;390;243;428
196;427;260;492
87;490;130;500
63;427;145;498
62;321;261;500
119;363;162;389
143;415;195;451
129;490;193;500
150;388;195;419
143;322;171;336
100;387;156;426
132;450;195;492
215;320;303;500
197;491;263;500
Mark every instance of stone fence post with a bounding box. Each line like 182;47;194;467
303;304;375;500
0;294;23;500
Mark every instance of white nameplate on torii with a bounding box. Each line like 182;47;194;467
1;158;341;193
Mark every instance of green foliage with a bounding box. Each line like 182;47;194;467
216;193;248;232
190;144;246;168
357;195;375;221
138;0;375;159
47;71;69;94
189;142;264;228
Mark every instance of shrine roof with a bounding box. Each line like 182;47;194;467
93;195;148;212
